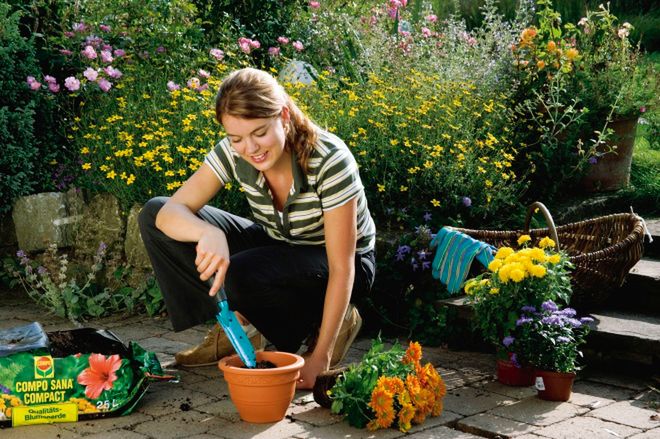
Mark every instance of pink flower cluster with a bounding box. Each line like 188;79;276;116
268;36;304;56
387;0;408;19
238;37;261;54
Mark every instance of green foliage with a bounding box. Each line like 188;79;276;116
5;243;165;323
0;4;57;214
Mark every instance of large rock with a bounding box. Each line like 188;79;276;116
124;204;151;269
12;190;84;252
278;60;318;85
75;193;125;259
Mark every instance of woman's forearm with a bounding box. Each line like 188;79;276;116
155;201;218;242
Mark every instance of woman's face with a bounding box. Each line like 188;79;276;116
222;108;290;173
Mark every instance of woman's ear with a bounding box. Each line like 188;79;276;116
280;106;291;127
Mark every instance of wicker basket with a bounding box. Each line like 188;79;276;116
454;202;645;309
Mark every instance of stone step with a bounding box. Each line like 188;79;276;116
435;297;660;370
604;257;660;313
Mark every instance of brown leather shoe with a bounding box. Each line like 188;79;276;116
305;304;363;367
175;323;265;367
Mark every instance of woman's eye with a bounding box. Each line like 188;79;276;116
255;131;266;137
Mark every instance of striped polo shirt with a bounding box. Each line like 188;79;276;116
204;129;376;254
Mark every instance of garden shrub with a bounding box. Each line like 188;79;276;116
0;4;47;214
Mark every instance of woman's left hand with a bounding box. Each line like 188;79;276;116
296;354;329;390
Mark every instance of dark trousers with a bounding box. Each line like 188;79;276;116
138;197;375;353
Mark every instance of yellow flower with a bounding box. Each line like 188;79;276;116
488;259;502;272
565;48;579;61
537;60;546;70
81;163;91;170
547;40;557;52
498;264;511;283
495;247;514;259
530;247;546;261
547;254;561;264
398;403;416;432
430;199;440;207
106;170;116;179
377;184;385;192
510;268;526;283
489;287;500;295
517;235;531;246
464;279;478;295
539;237;556;249
529;264;547;278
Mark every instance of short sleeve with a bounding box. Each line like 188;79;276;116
204;138;236;184
317;148;364;211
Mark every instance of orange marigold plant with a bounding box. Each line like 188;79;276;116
329;338;446;432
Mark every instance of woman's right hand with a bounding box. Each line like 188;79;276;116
195;227;230;296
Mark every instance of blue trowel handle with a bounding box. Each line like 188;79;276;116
215;288;257;368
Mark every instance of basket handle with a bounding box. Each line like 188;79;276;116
524;202;561;251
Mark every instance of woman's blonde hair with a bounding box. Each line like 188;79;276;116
215;68;318;174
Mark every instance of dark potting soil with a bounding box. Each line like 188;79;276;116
241;360;277;369
48;329;130;358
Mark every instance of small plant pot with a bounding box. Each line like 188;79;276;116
534;369;576;401
218;351;305;423
497;359;535;386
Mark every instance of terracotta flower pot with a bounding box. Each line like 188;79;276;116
534;369;576;401
218;351;305;423
497;359;534;386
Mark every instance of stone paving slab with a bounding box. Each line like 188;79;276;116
456;412;538;438
588;400;660;429
532;416;642;439
2;287;660;439
489;398;589;427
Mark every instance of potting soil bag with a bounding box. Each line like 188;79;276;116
0;323;177;428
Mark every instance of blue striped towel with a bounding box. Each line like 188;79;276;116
431;227;496;294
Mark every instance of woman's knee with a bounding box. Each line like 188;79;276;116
138;196;168;231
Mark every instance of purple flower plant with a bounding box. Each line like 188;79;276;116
461;196;472;207
503;336;515;347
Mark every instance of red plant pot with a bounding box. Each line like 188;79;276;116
496;359;535;386
534;369;576;401
218;351;304;423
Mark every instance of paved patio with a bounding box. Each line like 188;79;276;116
1;288;658;439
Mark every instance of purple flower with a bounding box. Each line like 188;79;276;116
510;353;520;367
43;75;56;84
557;336;571;343
37;266;48;275
541;315;563;326
98;242;108;254
521;305;536;313
417;249;428;260
72;22;87;32
516;316;533;326
541;300;558;312
83;67;98;81
82;45;97;59
85;35;104;48
97;78;112;92
503;336;515;347
167;81;180;91
588;156;598;165
395;252;405;261
422;261;431;270
397;245;411;255
156;46;166;53
102;44;113;51
64;76;80;91
462;196;472;207
567;318;582;328
580;317;594;324
64;31;75;38
423;211;432;222
113;49;126;57
559;308;577;317
16;250;26;258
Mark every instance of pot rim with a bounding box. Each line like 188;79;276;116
218;351;305;375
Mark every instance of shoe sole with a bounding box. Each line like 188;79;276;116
331;313;363;367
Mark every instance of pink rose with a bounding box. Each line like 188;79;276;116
167;81;180;91
309;1;320;8
104;66;122;79
113;49;126;57
268;47;280;56
60;49;73;56
238;37;252;54
83;68;98;81
277;36;290;45
64;76;80;91
82;46;97;60
210;48;224;60
100;50;113;63
198;69;210;79
425;14;437;23
99;24;111;32
249;39;261;49
97;78;112;92
48;82;60;93
43;75;56;84
292;41;304;51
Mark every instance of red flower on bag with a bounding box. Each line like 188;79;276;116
77;353;122;399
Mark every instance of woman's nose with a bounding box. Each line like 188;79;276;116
245;137;260;154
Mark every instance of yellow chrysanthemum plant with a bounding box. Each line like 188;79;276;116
329;338;446;433
464;235;573;361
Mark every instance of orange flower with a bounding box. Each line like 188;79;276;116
547;40;557;52
377;376;404;394
405;374;421;395
369;387;394;415
398;403;416;432
77;353;123;399
432;398;444;417
537;60;546;70
404;341;422;365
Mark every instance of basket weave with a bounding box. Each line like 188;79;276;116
454;203;645;309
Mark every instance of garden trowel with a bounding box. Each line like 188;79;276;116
215;287;256;368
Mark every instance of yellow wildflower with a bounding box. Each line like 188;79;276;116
81;163;91;170
517;235;531;246
547;254;561;264
529;264;547;278
510;267;526;283
489;287;500;295
539;237;556;249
